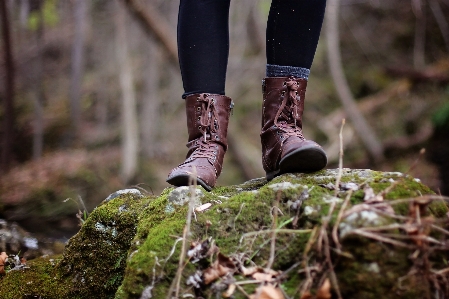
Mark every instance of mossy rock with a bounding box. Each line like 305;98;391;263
1;169;448;299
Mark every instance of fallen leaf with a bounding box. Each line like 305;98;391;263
252;272;274;282
195;203;212;212
0;252;8;275
203;266;220;285
316;278;331;299
241;266;263;276
203;252;236;285
299;292;313;299
249;284;284;299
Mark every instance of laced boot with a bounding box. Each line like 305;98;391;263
167;93;234;191
261;76;327;181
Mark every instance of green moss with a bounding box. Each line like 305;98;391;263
1;169;445;299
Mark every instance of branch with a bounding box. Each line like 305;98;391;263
385;66;449;84
429;0;449;52
119;0;178;66
325;0;384;163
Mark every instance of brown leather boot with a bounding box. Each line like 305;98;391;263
167;93;233;191
261;76;327;181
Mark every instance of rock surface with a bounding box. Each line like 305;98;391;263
1;169;448;299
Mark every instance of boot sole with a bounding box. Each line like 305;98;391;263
266;145;327;181
166;174;213;192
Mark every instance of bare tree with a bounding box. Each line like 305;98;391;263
31;2;45;161
326;0;384;162
115;0;139;183
140;40;160;158
412;0;427;68
69;0;88;143
0;0;15;172
119;0;178;67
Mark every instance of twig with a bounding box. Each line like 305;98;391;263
334;118;346;197
267;191;281;270
235;283;251;298
350;229;415;248
434;268;449;276
171;168;197;299
323;232;342;299
431;224;449;236
233;203;245;231
299;227;319;297
332;190;353;250
317;200;337;254
241;229;312;239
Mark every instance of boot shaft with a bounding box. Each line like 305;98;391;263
185;93;233;155
262;77;307;131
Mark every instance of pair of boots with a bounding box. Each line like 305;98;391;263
167;76;327;191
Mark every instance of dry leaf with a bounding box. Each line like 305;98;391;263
316;278;331;299
249;284;284;299
222;283;236;298
299;292;313;299
195;203;212;212
241;266;263;276
0;252;8;275
203;252;236;285
203;266;220;285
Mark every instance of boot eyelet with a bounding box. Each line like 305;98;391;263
198;125;201;129
281;91;285;96
197;107;201;111
197;117;201;121
215;135;219;140
283;82;286;86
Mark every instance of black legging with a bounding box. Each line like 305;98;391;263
178;0;327;98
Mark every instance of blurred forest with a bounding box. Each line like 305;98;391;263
0;0;449;237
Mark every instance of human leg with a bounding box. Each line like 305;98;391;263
177;0;231;98
261;0;328;180
167;0;233;191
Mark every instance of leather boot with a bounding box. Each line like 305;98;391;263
261;76;327;181
167;93;234;191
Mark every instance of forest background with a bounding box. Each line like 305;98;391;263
1;0;449;238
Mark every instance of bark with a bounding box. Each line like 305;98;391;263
69;0;88;142
115;1;139;183
325;0;384;163
0;0;15;172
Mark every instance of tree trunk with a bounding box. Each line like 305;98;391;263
69;0;88;143
115;1;139;183
32;5;45;161
0;0;15;172
141;41;160;158
325;0;384;163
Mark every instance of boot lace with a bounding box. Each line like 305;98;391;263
273;77;304;140
190;94;220;161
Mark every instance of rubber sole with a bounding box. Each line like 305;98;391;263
266;145;327;181
166;174;213;192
